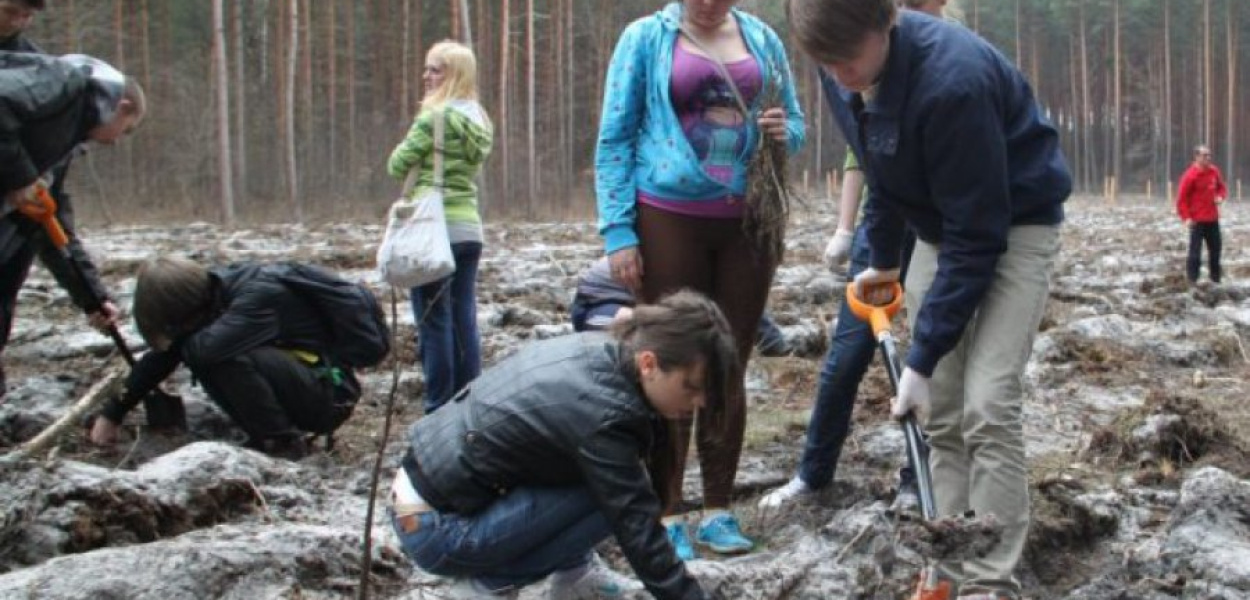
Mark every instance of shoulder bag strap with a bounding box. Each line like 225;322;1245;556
676;21;752;117
399;109;447;196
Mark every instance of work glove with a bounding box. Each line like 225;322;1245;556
823;229;854;271
891;367;931;427
852;267;901;305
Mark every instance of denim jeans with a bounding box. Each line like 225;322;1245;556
798;226;916;490
755;312;789;356
391;486;611;590
411;241;483;414
797;227;878;488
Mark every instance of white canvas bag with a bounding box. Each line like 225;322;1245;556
376;111;455;288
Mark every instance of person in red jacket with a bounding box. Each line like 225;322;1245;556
1176;144;1228;284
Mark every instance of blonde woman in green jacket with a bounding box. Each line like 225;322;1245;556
388;40;493;414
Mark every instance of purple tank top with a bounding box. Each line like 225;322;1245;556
638;39;761;219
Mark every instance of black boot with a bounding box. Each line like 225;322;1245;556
254;434;310;461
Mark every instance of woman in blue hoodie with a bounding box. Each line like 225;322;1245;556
594;0;805;559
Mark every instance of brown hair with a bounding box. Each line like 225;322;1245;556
611;289;739;410
133;256;213;349
787;0;896;64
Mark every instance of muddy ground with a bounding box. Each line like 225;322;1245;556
0;196;1247;599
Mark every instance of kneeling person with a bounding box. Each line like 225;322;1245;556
392;290;734;599
89;257;378;459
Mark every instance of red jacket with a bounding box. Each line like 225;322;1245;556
1176;163;1227;223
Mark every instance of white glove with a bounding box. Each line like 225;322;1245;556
891;368;931;426
852;267;901;304
823;229;854;271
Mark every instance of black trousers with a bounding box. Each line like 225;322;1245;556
195;347;358;443
1186;221;1222;283
0;219;40;355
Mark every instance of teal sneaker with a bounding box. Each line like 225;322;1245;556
695;513;754;554
665;521;696;561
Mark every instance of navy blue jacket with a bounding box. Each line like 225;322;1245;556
820;11;1070;375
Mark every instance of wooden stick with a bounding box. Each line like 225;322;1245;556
9;369;125;460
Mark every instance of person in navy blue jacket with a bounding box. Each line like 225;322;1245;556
787;2;1071;599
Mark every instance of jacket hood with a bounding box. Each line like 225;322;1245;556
444;100;493;164
656;2;746;31
58;54;125;124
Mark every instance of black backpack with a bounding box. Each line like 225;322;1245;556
276;263;391;369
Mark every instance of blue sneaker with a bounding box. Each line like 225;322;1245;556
665;521;696;561
695;513;754;554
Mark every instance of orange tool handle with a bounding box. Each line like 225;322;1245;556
845;281;903;337
16;185;70;249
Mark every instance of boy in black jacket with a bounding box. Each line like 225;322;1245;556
88;257;368;460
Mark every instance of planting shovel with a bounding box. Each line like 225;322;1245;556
18;186;186;431
846;281;951;600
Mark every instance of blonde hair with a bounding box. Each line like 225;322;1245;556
423;40;479;107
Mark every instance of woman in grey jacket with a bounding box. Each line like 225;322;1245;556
390;290;737;600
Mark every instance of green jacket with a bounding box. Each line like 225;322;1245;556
388;100;493;228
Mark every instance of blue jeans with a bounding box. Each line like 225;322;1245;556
391;486;611;590
798;226;916;489
411;241;483;414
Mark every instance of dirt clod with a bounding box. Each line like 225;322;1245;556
895;512;1003;562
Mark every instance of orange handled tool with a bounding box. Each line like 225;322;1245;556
845;281;935;518
16;185;70;248
846;281;951;600
17;185;135;366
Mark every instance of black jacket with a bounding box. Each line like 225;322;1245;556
0;51;100;192
111;263;345;417
405;333;707;600
0;49;107;314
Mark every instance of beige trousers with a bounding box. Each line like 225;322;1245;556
904;225;1060;598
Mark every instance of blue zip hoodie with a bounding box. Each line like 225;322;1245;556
821;12;1070;376
595;3;806;254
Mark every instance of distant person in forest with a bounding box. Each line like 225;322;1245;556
387;40;493;414
760;0;960;514
390;291;734;599
594;0;806;560
1175;144;1227;284
0;50;145;398
571;256;792;357
787;0;1070;598
88;257;373;460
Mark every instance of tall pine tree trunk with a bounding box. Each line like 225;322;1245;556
1112;0;1122;197
526;0;535;215
213;0;235;224
499;0;510;205
1164;0;1172;181
1226;0;1237;188
286;0;302;222
233;0;248;202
